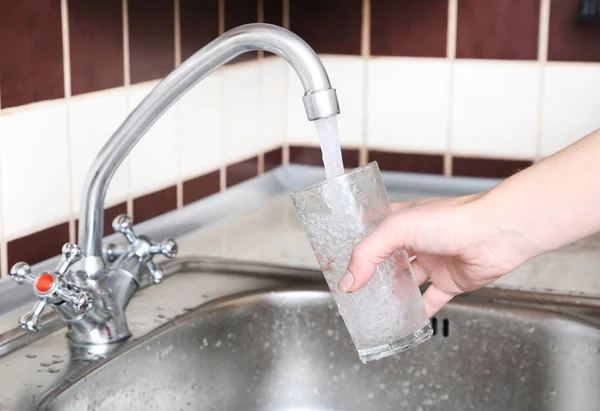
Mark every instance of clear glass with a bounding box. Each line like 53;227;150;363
290;162;433;362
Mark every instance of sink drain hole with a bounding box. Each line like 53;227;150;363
442;319;450;337
431;317;438;335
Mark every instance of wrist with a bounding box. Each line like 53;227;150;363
470;186;546;268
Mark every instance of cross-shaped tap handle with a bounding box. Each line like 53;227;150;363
10;243;92;332
109;214;178;284
112;214;138;244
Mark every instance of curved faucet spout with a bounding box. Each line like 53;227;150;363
78;23;340;263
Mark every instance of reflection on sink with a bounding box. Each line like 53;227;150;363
40;287;600;411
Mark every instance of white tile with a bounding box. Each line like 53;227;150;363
260;57;288;152
287;64;314;145
70;88;129;213
541;63;600;156
287;55;365;147
222;61;262;163
366;57;450;153
451;60;540;158
1;101;70;238
178;72;222;179
128;81;180;196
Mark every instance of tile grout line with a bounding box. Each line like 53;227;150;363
174;0;184;208
0;43;4;276
282;0;290;29
61;0;77;245
359;0;370;166
282;0;290;164
0;107;5;277
444;0;458;177
218;0;227;190
122;0;134;220
535;0;551;164
174;0;182;67
257;0;265;173
257;0;264;59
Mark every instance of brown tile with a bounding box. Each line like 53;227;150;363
264;147;283;172
452;157;532;179
180;0;219;61
371;0;448;58
0;1;64;108
129;0;175;84
456;0;540;60
548;0;600;62
290;0;362;55
69;0;124;95
226;156;259;187
8;223;69;268
368;150;444;174
289;145;360;169
225;0;258;29
133;185;178;224
342;148;360;169
183;170;221;205
225;0;258;63
289;145;321;166
75;202;128;240
264;0;283;26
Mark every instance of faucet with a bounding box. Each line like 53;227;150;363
8;24;340;346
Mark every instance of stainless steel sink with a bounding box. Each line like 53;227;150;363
38;283;600;411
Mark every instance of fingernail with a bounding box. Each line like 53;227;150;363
338;271;354;293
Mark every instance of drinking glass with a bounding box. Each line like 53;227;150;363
290;162;433;362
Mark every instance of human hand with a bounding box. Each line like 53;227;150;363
338;193;537;316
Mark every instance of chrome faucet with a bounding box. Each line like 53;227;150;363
9;24;340;346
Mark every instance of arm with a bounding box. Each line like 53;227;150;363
341;128;600;316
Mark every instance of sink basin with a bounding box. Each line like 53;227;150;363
39;285;600;411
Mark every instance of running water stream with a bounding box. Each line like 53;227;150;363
314;116;345;180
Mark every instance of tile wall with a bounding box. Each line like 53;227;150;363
0;0;599;276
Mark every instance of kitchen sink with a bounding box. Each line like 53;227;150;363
37;283;600;411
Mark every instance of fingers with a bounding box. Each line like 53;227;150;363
422;284;455;317
341;215;408;293
390;197;443;213
411;259;430;286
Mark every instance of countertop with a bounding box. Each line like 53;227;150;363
175;192;600;297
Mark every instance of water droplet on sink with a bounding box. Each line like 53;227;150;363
367;392;375;400
40;362;52;367
52;355;61;358
25;353;37;359
47;367;61;374
550;388;556;396
52;359;64;364
157;314;165;319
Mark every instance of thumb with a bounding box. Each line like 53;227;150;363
340;214;410;293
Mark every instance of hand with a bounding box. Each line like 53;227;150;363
339;193;537;316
